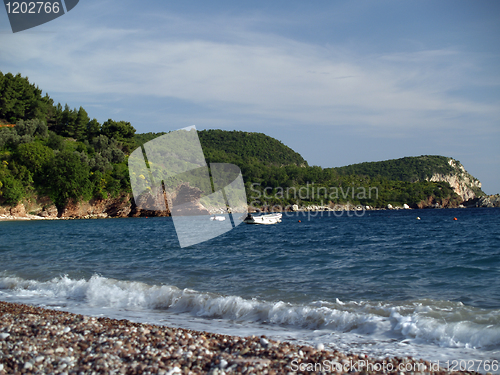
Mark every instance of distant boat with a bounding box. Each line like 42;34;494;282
243;213;282;225
210;216;226;221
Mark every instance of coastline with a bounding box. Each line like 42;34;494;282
0;301;483;375
0;190;498;222
1;202;499;222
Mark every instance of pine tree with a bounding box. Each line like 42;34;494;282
73;106;89;141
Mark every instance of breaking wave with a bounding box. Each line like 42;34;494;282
1;273;499;350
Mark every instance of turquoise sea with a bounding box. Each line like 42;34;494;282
1;208;499;372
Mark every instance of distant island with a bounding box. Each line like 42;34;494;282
0;71;498;219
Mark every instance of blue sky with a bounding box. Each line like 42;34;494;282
1;0;499;194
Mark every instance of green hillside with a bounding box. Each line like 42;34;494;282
135;130;307;167
0;71;478;212
335;155;454;182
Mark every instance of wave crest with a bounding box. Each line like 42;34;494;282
1;274;499;350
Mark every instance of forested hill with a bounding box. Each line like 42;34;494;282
335;156;454;182
334;155;484;200
135;130;307;167
0;71;486;213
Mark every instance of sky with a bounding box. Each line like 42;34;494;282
1;0;499;194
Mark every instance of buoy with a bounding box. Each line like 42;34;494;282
453;217;457;221
298;220;301;223
416;217;421;220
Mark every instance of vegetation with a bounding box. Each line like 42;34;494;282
0;71;476;213
335;155;455;182
135;129;307;167
0;72;132;210
136;133;467;209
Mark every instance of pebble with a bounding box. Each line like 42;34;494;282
0;300;482;375
219;358;228;369
23;362;33;370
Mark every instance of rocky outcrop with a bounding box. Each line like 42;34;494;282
464;195;500;208
415;195;462;209
1;194;133;220
9;203;27;217
129;188;170;218
425;158;483;201
0;183;214;220
169;184;209;216
59;194;133;218
129;183;208;217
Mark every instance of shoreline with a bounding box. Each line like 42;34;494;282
1;205;498;222
1;192;498;222
0;301;482;374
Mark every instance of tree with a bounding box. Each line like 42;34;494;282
49;103;64;133
0;174;25;205
0;72;50;124
60;104;77;138
102;119;136;140
46;131;65;151
44;150;92;209
0;128;20;149
14;142;54;181
86;118;101;141
72;106;90;140
15;118;48;139
101;119;136;152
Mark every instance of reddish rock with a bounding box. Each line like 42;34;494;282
10;203;26;217
1;184;212;219
58;194;134;218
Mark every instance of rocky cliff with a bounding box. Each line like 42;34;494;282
464;195;500;208
0;194;134;220
0;182;216;220
425;158;483;201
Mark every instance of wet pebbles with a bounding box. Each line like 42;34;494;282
0;301;481;374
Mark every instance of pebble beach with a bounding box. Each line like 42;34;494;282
0;301;483;375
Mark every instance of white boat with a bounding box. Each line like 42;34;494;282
243;213;282;225
210;216;226;221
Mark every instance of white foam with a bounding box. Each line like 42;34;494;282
1;274;499;372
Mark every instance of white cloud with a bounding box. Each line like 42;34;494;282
0;9;498;134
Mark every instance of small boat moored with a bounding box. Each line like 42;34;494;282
243;213;282;225
210;216;226;221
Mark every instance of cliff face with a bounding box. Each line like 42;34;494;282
414;195;461;209
0;183;212;220
60;195;134;218
425;158;483;201
465;195;500;208
0;194;135;219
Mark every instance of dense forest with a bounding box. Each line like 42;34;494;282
136;130;307;167
0;72;476;212
0;72;133;209
335;156;455;182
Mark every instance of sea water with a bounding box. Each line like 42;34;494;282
1;208;499;373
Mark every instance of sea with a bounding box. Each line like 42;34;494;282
1;208;499;373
